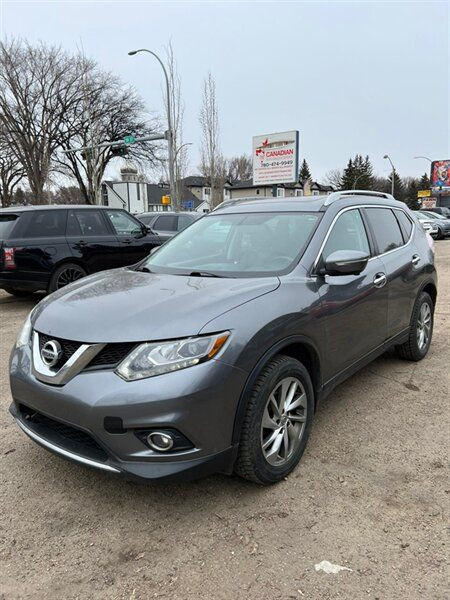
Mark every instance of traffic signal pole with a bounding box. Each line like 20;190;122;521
63;132;168;156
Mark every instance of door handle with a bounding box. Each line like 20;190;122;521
75;240;86;247
373;272;387;288
120;239;133;245
412;254;420;266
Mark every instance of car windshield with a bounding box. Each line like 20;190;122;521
141;212;320;277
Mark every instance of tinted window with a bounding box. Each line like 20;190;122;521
137;215;153;225
322;209;369;260
67;210;109;237
22;210;67;238
106;210;142;235
154;215;177;231
365;208;404;254
0;214;19;239
394;210;413;242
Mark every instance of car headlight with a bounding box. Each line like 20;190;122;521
15;309;34;348
116;332;231;381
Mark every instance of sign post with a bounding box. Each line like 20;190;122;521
252;131;299;192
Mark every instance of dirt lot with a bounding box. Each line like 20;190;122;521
0;242;448;600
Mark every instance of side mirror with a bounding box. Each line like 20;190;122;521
323;250;369;276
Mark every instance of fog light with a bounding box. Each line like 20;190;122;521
147;431;174;452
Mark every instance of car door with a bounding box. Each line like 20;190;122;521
316;207;388;378
104;209;161;266
363;207;419;339
66;209;119;273
151;214;178;242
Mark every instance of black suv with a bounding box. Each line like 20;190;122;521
0;205;161;296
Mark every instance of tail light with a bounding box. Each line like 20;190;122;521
3;247;17;269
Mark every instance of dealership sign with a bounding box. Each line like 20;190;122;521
431;159;450;191
253;130;299;186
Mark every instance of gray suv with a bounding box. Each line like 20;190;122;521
9;191;437;485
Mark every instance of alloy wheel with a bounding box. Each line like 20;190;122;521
56;266;84;289
261;377;307;466
417;302;431;350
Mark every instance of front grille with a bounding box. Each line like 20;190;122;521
36;332;135;371
18;404;108;463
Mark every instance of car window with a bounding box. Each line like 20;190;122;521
322;209;369;260
22;210;67;238
154;215;177;231
106;210;142;236
394;210;413;242
420;211;440;219
0;214;19;239
67;210;109;237
137;215;153;225
178;215;194;231
365;208;404;254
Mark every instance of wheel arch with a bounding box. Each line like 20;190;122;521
231;335;322;446
421;281;437;309
47;259;89;292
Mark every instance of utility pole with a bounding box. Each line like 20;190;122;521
128;49;176;205
383;154;395;196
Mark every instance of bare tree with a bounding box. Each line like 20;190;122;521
323;168;343;190
0;40;92;203
227;154;252;183
0;126;25;206
199;72;223;208
53;57;161;204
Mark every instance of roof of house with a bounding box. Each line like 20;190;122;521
181;176;209;187
225;178;334;192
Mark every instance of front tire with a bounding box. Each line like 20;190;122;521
48;263;87;293
234;355;314;485
396;292;434;361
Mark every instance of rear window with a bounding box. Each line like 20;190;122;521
21;210;67;238
394;210;413;242
0;214;19;239
154;215;177;231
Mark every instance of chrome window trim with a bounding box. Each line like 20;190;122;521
312;204;415;272
32;331;105;385
15;418;120;473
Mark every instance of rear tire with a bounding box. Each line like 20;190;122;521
3;287;34;297
234;355;314;485
48;263;87;293
396;292;434;361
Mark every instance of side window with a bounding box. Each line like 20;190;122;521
22;210;67;238
322;209;369;260
106;210;142;236
394;210;413;242
154;215;177;231
365;208;404;254
178;215;194;231
67;210;109;237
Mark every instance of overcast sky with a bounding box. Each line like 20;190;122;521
1;0;448;182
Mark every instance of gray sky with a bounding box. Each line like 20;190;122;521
1;0;449;182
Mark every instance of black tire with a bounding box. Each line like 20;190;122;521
3;287;34;297
396;292;434;361
48;263;87;293
234;355;314;485
435;227;443;240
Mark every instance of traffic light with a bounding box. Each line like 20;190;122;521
110;145;129;157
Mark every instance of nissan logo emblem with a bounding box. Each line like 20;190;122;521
41;340;63;368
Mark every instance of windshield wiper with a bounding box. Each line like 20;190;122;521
188;271;225;278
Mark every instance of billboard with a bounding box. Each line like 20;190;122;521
253;130;299;186
430;159;450;191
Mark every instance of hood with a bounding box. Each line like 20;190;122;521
33;268;280;343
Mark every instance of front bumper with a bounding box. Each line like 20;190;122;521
9;343;247;482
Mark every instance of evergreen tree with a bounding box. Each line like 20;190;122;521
419;172;431;189
387;170;405;201
404;177;421;210
299;159;312;182
340;154;374;190
340;158;355;189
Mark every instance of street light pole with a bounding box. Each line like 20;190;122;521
413;156;432;163
128;49;176;204
383;154;395;196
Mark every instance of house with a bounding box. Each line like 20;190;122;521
225;178;334;200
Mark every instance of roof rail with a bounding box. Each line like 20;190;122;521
323;189;395;206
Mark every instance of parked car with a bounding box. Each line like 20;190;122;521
420;221;438;238
9;191;437;485
425;206;450;219
135;211;202;243
0;205;161;296
415;210;450;239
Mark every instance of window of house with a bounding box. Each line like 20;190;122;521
256;189;260;195
365;208;404;254
277;188;285;198
204;187;211;195
312;191;320;196
294;189;303;197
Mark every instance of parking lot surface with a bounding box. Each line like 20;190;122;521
0;242;448;600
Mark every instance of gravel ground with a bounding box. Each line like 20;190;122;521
0;242;448;600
